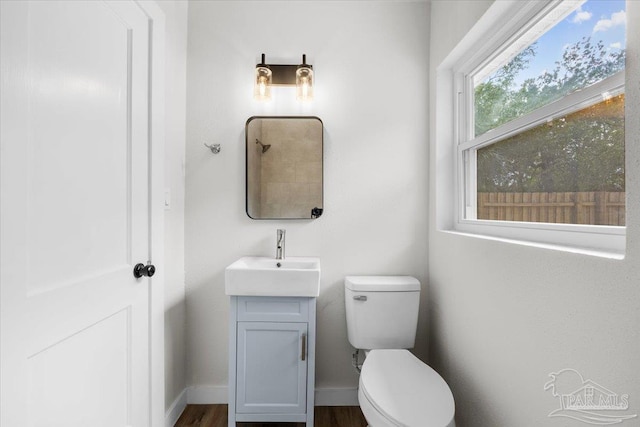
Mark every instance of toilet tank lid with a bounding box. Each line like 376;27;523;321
345;276;420;292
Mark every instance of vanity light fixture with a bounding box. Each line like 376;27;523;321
254;53;314;102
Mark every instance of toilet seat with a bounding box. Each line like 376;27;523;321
359;350;455;427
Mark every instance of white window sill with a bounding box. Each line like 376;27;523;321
442;221;625;260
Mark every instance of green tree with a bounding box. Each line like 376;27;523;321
474;45;536;136
475;37;625;193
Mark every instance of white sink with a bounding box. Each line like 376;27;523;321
225;256;321;297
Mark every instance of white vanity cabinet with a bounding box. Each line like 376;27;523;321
228;296;316;426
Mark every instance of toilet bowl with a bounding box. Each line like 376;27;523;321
358;350;455;427
344;276;455;427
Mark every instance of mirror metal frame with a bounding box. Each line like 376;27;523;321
245;116;324;220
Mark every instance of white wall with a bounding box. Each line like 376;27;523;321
185;1;430;401
157;0;188;412
429;1;640;426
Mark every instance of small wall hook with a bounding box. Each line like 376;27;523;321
204;143;221;154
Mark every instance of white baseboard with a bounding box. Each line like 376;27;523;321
165;385;360;425
165;389;187;427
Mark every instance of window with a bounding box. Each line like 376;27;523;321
454;0;627;253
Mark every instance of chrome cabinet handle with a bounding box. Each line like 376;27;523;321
301;333;307;361
353;295;367;301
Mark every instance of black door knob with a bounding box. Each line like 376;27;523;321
133;263;156;278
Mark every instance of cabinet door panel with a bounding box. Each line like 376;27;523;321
237;322;307;414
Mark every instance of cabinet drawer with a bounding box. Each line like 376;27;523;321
237;296;310;322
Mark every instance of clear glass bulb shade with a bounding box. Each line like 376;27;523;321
254;66;272;100
296;67;313;101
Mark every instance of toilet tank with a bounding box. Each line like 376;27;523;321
345;276;420;350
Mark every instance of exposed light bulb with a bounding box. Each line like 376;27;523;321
296;67;313;102
254;65;272;101
258;77;267;97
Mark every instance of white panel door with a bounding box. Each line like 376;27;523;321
1;1;154;426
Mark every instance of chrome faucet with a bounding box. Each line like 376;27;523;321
276;229;286;260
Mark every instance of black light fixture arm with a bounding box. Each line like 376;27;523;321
258;53;268;67
257;53;312;86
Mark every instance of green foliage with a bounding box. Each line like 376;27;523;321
474;46;537;136
474;37;625;193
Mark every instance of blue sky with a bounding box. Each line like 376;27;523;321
506;0;626;85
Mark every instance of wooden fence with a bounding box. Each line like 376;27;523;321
477;191;625;226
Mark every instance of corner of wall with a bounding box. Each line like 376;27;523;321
157;0;189;415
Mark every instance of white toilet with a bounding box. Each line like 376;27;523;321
345;276;455;427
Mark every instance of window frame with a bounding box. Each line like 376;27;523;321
451;0;626;255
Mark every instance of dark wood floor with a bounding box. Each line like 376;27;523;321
174;404;367;427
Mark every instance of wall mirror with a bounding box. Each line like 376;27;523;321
246;116;323;219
